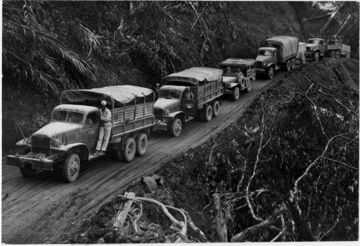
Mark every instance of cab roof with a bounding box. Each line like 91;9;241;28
220;58;255;67
259;47;277;51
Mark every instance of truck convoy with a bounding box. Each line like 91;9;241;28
254;36;302;79
7;85;156;182
6;34;351;182
154;67;223;137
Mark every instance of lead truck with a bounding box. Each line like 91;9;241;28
6;85;156;182
154;67;224;137
255;36;302;79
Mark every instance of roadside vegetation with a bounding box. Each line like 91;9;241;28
71;59;358;243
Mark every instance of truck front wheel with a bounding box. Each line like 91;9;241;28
168;118;183;137
20;165;35;178
136;133;148;156
314;51;320;62
267;67;274;79
62;153;81;183
232;87;240;101
123;137;136;162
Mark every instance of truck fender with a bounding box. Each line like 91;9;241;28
228;82;239;89
60;143;89;161
169;111;185;121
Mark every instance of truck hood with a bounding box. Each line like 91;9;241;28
222;76;237;84
256;55;271;63
154;98;180;111
306;43;317;49
33;122;82;138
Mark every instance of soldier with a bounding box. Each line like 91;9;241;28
96;100;112;155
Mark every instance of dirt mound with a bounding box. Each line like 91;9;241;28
71;59;358;242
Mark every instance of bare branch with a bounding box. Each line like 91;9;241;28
231;208;287;242
322;156;358;170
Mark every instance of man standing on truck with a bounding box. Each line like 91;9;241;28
96;100;112;155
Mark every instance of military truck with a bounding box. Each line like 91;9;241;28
305;38;326;61
326;36;351;58
219;58;255;100
6;85;156;182
255;36;300;79
153;67;223;137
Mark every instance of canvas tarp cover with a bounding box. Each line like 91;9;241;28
61;85;154;106
164;67;223;85
265;36;299;61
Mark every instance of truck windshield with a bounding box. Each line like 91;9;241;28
258;50;272;56
158;89;182;99
52;110;83;124
307;39;315;44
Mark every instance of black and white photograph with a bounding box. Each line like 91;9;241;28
2;0;359;243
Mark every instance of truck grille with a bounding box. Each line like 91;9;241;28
254;61;263;68
154;108;164;120
31;135;50;154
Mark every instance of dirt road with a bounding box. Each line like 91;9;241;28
2;78;272;243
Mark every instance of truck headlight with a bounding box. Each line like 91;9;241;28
51;136;63;147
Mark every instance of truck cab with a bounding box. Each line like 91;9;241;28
219;58;255;100
305;38;325;61
255;47;278;79
154;67;223;137
7;85;156;183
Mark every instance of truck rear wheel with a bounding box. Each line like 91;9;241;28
20;165;35;178
62;153;81;183
168;118;183;137
204;104;213;122
213;101;220;117
232;87;240;101
123;137;136;162
136;133;148;156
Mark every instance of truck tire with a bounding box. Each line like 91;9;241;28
168;118;183;137
136;133;148;156
314;51;320;62
20;165;35;178
232;87;240;101
62;153;81;183
110;143;123;160
246;79;252;92
204;104;213;122
267;67;274;80
336;50;340;59
286;60;291;71
213;101;220;117
123;137;136;162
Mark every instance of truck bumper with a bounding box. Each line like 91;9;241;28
6;154;55;171
153;119;169;131
254;68;267;74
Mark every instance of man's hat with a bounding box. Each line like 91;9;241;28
101;100;107;106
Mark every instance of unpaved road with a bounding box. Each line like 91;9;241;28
2;78;272;243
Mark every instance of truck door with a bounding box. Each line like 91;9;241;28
182;88;196;117
83;111;100;152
